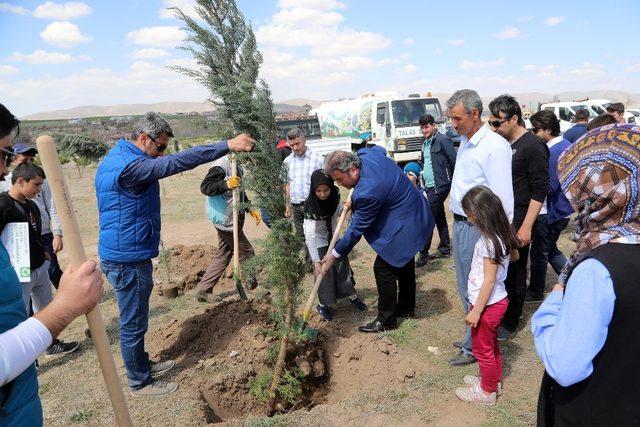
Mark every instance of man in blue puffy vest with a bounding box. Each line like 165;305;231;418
95;112;254;397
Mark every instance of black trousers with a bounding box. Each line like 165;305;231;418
421;188;451;256
373;255;416;326
502;243;530;331
292;203;310;261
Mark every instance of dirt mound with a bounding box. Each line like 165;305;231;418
154;298;328;422
154;244;221;293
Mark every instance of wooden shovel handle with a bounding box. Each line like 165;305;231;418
36;135;133;427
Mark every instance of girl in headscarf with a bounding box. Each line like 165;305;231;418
531;123;640;425
303;169;367;321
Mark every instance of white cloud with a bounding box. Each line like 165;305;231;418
494;26;522;39
127;26;186;48
10;49;91;64
522;64;537;71
460;57;505;70
625;63;640;72
518;14;535;22
159;0;201;19
131;48;171;59
271;7;343;26
0;65;19;75
33;1;92;20
434;47;442;56
276;0;346;10
40;21;91;48
447;39;465;46
404;37;415;45
544;16;565;26
402;64;417;73
0;2;28;14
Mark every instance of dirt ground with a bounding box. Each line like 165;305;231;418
40;164;569;426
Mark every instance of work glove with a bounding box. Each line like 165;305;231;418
226;175;241;190
249;210;261;225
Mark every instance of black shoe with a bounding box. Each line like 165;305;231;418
448;350;477;366
428;251;450;260
452;341;462;349
415;254;429;268
45;340;80;356
497;326;515;341
316;304;333;321
349;297;368;312
358;320;396;333
525;290;544;303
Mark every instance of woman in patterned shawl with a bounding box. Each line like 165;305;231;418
531;123;640;425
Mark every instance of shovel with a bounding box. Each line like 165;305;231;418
299;188;354;336
231;154;248;300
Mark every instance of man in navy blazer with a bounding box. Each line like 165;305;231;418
321;147;435;332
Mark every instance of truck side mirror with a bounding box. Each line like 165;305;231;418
385;122;391;138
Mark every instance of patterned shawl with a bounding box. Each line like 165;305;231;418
558;123;640;283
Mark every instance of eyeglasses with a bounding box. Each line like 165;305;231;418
488;118;508;128
0;146;15;167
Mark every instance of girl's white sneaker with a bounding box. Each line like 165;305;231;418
455;383;496;406
463;375;502;396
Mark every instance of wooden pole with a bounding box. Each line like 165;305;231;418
36;135;133;427
231;154;248;300
300;188;354;331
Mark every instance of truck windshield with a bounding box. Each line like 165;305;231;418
391;99;442;127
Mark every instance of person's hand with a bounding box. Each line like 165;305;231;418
226;175;241;190
465;308;481;328
227;134;256;152
249;210;261;225
320;253;337;275
509;248;520;263
35;261;104;338
517;226;532;246
343;200;352;211
285;205;292;218
52;235;63;253
314;262;322;277
551;283;564;293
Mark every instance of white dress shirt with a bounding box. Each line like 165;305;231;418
449;123;514;222
283;147;324;204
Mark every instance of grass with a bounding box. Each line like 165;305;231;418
69;410;93;423
382;318;419;348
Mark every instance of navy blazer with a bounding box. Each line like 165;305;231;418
334;146;435;267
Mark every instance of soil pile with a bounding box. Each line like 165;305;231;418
154;244;221;294
153;298;328;422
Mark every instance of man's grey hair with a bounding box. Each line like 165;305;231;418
324;150;361;175
286;128;305;140
446;89;483;115
131;112;174;141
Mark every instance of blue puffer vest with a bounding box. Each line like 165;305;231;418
0;243;43;426
95;139;161;262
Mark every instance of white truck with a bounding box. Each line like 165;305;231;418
538;102;598;133
275;114;352;158
580;99;636;124
310;92;445;163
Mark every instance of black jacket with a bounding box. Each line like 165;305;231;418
421;131;457;195
0;192;46;269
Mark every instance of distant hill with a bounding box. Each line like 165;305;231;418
21;91;640;121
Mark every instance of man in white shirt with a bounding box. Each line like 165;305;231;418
283;128;324;249
446;89;514;366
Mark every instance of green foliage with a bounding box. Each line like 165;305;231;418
249;372;274;404
382;318;419;348
58;134;109;166
69;410;93;423
276;368;304;405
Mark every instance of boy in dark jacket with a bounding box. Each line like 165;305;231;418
192;155;261;301
0;162;78;355
416;114;456;267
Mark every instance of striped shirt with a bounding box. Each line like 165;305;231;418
283;147;324;204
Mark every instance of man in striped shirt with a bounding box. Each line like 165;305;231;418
283;128;324;243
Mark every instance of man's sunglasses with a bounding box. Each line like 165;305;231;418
488;118;508;128
0;147;15;167
148;135;168;153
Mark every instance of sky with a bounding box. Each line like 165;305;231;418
1;0;639;117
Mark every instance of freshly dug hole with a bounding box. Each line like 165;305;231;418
156;298;329;422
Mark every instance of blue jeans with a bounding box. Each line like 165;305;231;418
528;215;569;297
453;218;480;355
39;233;63;288
101;259;154;390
